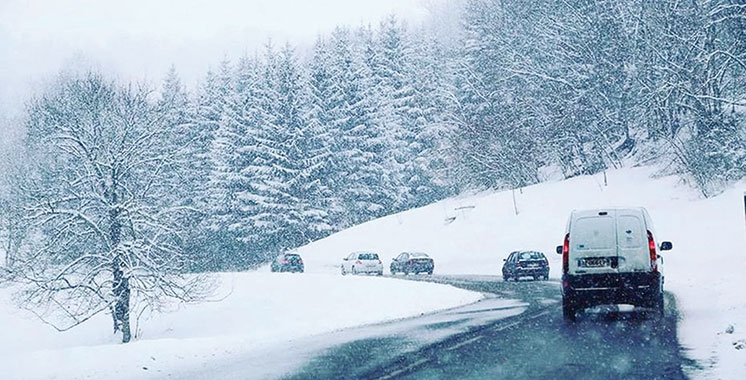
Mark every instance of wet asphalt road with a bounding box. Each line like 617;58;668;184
285;275;691;380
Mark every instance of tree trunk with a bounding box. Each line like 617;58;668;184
114;271;131;343
111;221;132;343
109;184;131;343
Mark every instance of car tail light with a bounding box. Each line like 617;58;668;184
281;259;288;264
562;234;570;273
299;259;303;264
647;230;658;273
377;259;382;264
408;260;414;265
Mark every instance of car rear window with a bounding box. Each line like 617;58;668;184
358;253;379;260
518;252;544;260
572;216;615;250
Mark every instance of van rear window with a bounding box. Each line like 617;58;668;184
617;215;644;248
572;217;615;250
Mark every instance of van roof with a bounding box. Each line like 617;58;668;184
571;207;647;218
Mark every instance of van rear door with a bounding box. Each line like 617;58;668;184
615;210;649;272
569;210;618;275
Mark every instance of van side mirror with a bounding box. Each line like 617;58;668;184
556;246;563;254
660;241;673;251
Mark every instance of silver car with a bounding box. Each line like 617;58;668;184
341;252;383;276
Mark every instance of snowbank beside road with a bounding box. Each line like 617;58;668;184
0;272;483;380
297;166;746;379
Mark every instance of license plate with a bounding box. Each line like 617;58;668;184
580;258;610;268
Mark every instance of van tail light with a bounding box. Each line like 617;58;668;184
562;234;570;274
647;230;658;273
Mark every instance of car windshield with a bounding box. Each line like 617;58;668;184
358;253;379;260
519;252;544;260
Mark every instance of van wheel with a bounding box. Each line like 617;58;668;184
562;298;577;322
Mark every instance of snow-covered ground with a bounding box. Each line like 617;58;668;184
1;166;744;379
0;273;482;380
297;166;746;379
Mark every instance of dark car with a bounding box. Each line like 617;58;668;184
502;251;549;281
390;252;434;275
271;253;304;273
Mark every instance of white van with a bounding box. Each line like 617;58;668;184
556;208;672;321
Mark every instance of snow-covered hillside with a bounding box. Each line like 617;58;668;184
0;273;482;380
297;166;746;378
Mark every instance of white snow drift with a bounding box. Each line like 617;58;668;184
0;273;482;380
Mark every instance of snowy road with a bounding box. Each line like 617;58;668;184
284;275;688;379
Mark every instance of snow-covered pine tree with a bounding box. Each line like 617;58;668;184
229;54;282;265
402;28;456;206
332;27;390;225
373;16;420;210
237;43;302;257
302;37;341;238
158;65;201;215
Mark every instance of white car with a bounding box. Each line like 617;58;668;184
557;208;672;321
341;252;383;276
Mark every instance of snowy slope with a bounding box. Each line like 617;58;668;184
297;166;746;379
0;273;482;380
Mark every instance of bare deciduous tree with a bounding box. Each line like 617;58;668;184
9;72;210;343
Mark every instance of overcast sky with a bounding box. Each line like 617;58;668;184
0;0;430;120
